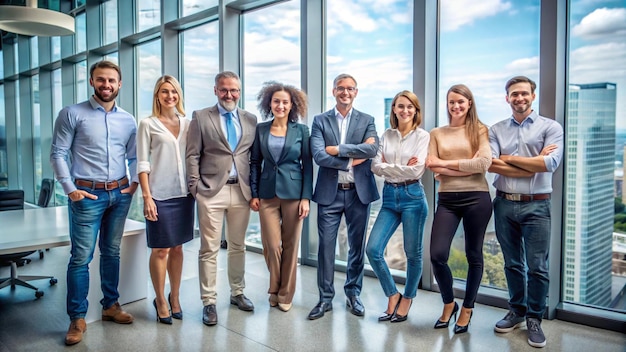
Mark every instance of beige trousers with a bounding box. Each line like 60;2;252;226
196;184;250;305
259;197;303;304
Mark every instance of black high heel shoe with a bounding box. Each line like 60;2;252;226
378;294;402;322
434;302;459;329
168;293;183;320
153;299;173;325
454;309;473;334
390;298;412;323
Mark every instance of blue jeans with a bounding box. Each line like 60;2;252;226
366;182;428;299
66;185;133;320
494;196;551;319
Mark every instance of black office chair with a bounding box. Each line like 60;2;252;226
36;179;55;259
0;190;57;298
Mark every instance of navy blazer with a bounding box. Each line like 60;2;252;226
249;120;313;200
310;108;380;206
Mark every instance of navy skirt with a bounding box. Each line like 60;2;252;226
146;194;195;248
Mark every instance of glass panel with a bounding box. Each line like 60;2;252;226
103;0;118;45
51;37;61;62
52;68;66;205
30;37;38;68
242;0;301;247
75;61;88;103
32;75;42;198
0;85;6;189
104;52;119;65
75;12;86;53
323;1;413;268
565;0;626;311
438;0;540;290
137;39;162;121
182;0;217;17
137;0;161;32
182;22;219;115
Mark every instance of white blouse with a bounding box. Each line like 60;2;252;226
371;127;430;183
137;115;190;200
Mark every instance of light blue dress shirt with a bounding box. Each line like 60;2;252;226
50;96;138;194
489;110;564;194
217;104;242;178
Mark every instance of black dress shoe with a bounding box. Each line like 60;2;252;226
220;240;228;249
202;304;217;326
391;298;412;323
453;310;473;334
153;299;172;325
307;301;332;320
230;294;254;311
168;293;183;320
434;302;459;329
346;296;365;317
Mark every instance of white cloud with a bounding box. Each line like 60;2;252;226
505;56;540;72
569;42;626;84
328;2;379;34
572;7;626;40
441;0;512;32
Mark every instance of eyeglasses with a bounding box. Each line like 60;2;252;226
217;88;241;95
335;86;357;93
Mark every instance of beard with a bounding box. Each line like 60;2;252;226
219;98;237;111
94;88;119;103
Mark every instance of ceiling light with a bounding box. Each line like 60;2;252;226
0;0;75;37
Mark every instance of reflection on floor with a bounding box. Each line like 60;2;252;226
0;238;624;351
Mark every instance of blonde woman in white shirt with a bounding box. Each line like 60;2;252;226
138;75;194;325
366;90;430;323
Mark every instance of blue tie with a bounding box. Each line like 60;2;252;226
225;112;237;151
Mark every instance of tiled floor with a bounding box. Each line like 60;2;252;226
0;238;624;351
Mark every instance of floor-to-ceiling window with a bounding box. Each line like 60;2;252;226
182;22;219;114
564;0;626;313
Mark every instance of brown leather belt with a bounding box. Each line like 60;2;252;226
75;177;128;190
338;183;355;190
226;178;238;184
497;190;550;202
385;179;420;187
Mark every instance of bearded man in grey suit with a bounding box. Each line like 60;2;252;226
307;73;379;320
186;71;257;326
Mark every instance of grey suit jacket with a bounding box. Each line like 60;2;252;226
186;105;257;200
310;108;379;206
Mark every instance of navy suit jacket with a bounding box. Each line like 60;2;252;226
249;120;313;200
310;108;380;206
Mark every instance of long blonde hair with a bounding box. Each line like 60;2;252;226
152;75;185;117
446;84;486;154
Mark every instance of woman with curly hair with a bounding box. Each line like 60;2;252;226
249;82;313;312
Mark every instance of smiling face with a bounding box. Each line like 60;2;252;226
506;82;536;118
447;91;471;126
157;82;179;111
90;67;121;104
214;77;241;111
393;96;416;129
332;77;358;110
270;90;292;120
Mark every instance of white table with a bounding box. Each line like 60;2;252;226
0;206;147;323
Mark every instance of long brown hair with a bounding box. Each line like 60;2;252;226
389;90;421;130
446;84;487;154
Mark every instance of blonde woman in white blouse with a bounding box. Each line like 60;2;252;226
137;75;194;325
366;90;430;323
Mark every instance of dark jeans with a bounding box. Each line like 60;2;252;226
316;188;369;302
430;191;492;308
66;185;133;319
494;196;551;319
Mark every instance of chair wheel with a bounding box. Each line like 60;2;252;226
35;291;44;298
50;278;58;285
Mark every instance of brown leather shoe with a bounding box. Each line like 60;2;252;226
102;302;134;324
65;318;86;346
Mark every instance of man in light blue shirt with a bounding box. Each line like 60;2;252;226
51;60;138;346
488;76;563;349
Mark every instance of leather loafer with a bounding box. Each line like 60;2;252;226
102;302;134;324
346;296;365;317
65;318;86;346
230;294;254;311
307;301;332;320
202;304;218;326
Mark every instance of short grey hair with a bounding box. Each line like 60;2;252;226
333;73;357;88
214;71;240;85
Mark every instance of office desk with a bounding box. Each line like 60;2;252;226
0;206;147;323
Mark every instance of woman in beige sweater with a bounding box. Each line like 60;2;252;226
426;84;492;334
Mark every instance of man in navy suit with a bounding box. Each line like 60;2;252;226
307;74;379;320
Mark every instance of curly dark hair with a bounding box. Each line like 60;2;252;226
256;81;308;122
